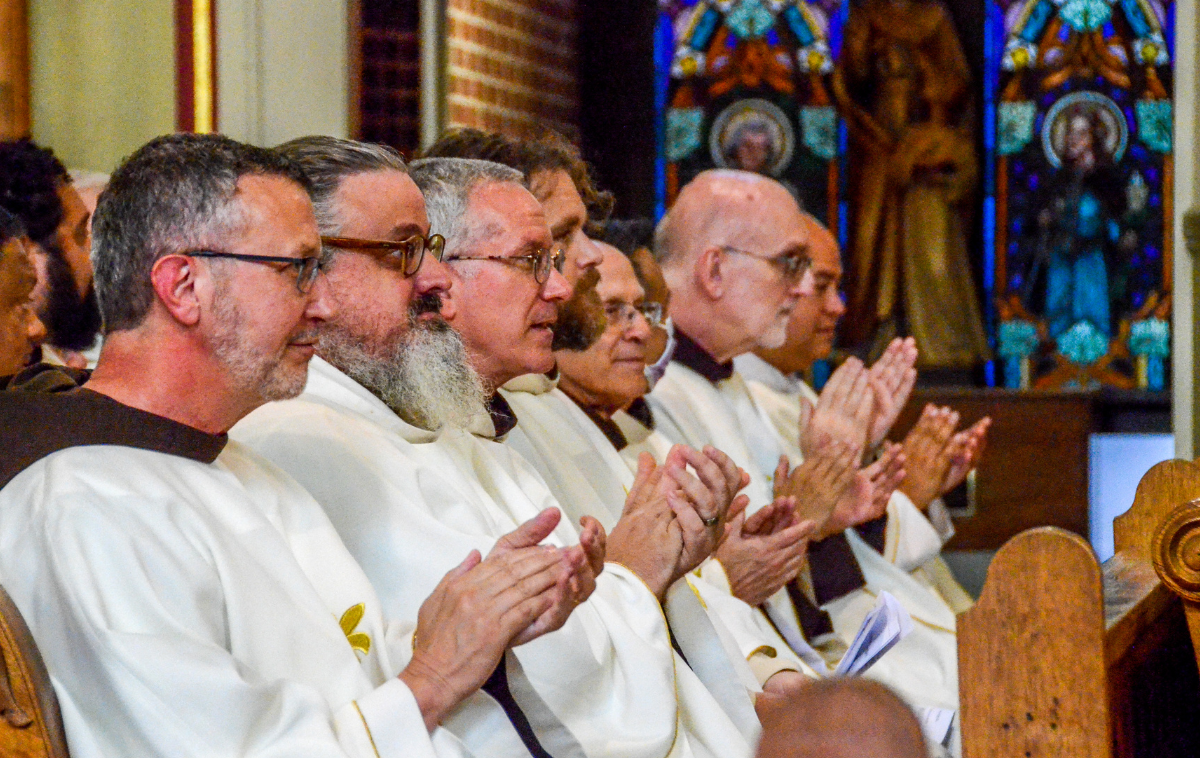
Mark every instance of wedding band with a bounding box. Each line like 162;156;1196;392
701;515;720;527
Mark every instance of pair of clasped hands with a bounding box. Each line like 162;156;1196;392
400;441;750;729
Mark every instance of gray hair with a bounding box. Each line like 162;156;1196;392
407;157;523;256
92;133;311;333
273;136;408;236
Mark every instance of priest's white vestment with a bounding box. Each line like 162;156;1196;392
234;358;755;758
733;354;974;614
0;399;468;758
647;358;960;716
499;373;818;687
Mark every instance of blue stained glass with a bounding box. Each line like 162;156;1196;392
691;8;722;48
1118;0;1152;36
766;28;780;45
1021;0;1057;41
783;6;816;46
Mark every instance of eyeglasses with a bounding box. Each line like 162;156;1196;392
720;245;811;282
187;251;324;293
320;233;445;277
446;247;565;284
604;301;665;330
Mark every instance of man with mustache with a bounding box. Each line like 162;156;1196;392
236;141;756;757
0;133;588;758
0;139;102;368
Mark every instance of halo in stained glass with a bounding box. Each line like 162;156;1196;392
1041;90;1128;167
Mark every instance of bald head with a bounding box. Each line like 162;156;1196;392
756;679;927;758
654;169;802;268
653;170;811;362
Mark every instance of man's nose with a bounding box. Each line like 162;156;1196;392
791;268;815;298
416;256;456;319
541;268;572;302
304;272;336;321
26;311;47;345
574;234;603;271
828;290;846;318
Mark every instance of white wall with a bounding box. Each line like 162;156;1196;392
216;0;349;147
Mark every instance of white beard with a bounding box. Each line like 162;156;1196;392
319;318;487;431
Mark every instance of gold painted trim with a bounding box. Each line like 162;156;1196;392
192;0;214;133
747;645;778;660
352;701;383;758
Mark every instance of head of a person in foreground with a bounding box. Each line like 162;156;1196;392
655;169;813;364
755;678;927;758
422;127;609;352
556;242;660;418
0;207;47;376
85;133;328;430
409;157;573;393
754;213;845;376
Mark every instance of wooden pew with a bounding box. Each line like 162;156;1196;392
0;583;68;758
958;459;1200;757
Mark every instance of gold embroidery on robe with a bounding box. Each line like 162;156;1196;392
339;603;372;655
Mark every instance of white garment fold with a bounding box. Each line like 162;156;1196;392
0;442;469;758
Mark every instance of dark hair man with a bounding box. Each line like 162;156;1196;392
0;139;100;365
0;207;46;376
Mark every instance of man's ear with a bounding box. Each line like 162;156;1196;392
150;254;203;327
694;245;724;301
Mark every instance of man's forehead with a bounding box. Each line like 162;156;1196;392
530;169;585;234
805;218;842;273
596;246;643;300
471;181;551;245
338;169;429;234
236;174;320;250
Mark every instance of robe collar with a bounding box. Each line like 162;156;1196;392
0;385;227;490
304;356;500;442
501;371;559;395
671;330;734;383
732;353;806;396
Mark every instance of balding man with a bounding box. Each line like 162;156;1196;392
755;679;927;758
647;171;962;749
737;214;983;614
0;133;589;758
235;145;756;758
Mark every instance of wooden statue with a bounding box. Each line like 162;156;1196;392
832;0;989;368
0;0;28;139
0;583;69;758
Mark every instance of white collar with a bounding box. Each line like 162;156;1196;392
732;353;805;395
501;371;558;396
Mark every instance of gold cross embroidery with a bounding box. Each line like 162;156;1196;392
339;603;372;656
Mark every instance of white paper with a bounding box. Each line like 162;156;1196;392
914;705;955;746
833;591;914;677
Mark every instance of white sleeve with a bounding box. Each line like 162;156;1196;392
0;483;459;758
883;490;948;572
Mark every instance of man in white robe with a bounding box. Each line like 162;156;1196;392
737;214;985;612
0;133;593;758
235;143;757;758
645;170;961;725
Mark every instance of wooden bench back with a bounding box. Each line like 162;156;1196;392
959;459;1200;758
0;583;68;758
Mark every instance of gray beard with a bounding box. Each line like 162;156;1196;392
319;317;488;431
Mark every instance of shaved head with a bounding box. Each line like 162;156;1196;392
756;679;927;758
654;169;812;362
654;169;801;269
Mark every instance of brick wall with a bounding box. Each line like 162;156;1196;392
446;0;579;138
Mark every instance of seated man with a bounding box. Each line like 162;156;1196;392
0;139;101;368
235;143;757;757
0;133;590;758
0;208;47;378
737;213;986;613
646;169;961;732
